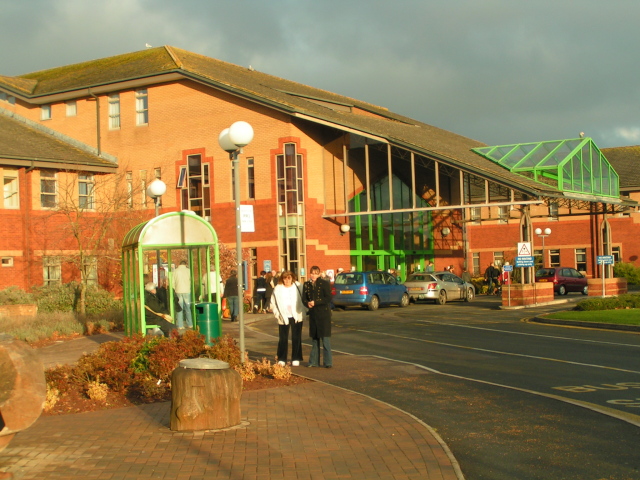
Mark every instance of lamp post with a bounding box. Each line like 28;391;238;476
146;179;167;284
219;121;254;361
534;227;552;267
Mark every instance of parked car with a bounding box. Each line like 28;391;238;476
403;272;475;305
332;271;410;310
535;267;588;295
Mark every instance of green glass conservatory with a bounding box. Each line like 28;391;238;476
472;137;619;199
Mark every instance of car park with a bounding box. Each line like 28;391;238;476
332;271;410;310
535;267;588;295
403;272;475;305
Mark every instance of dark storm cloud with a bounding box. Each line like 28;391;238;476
1;0;638;147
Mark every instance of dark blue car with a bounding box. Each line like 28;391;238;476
331;271;410;310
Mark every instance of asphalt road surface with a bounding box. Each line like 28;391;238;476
246;294;640;480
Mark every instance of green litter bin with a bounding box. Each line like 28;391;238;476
195;303;220;345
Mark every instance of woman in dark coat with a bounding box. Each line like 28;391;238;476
303;265;333;368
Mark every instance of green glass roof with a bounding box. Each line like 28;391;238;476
472;138;619;198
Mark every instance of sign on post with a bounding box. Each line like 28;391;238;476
515;256;535;268
597;255;614;265
517;242;532;257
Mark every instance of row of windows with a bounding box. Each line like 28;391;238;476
2;169;94;210
468;204;559;224
2;255;97;286
470;246;621;276
40;89;148;128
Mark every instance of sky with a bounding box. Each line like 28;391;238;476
1;0;639;148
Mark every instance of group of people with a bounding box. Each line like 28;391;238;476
483;262;511;295
270;266;333;368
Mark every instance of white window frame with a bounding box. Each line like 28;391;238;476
43;256;61;285
41;105;51;120
135;89;148;126
82;256;98;285
3;168;19;209
548;202;559;220
108;94;120;130
498;205;509;224
40;170;57;208
78;174;94;210
470;207;481;225
66;100;77;117
1;257;13;267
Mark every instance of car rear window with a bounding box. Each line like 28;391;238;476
406;274;433;282
536;268;555;277
335;274;362;285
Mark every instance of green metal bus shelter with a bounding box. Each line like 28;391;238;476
121;211;220;336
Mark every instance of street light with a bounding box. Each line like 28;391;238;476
534;227;552;267
146;179;167;283
219;121;254;361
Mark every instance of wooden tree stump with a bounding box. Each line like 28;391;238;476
170;358;242;431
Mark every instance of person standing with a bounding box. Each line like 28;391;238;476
264;271;275;313
461;267;472;283
484;262;499;295
304;265;333;368
270;271;305;366
223;269;239;322
173;260;193;329
253;271;267;313
201;267;223;303
425;260;434;273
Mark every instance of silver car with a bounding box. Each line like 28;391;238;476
403;272;475;305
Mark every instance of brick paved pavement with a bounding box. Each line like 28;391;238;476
0;320;464;480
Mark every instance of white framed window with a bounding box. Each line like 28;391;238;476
549;249;560;267
140;170;147;207
135;89;148;125
66;101;77;117
472;252;480;275
2;257;13;267
40;170;57;208
108;94;120;129
43;256;61;285
498;205;509;223
3;168;19;209
41;105;51;120
470;207;481;224
126;171;133;208
82;256;98;285
612;246;621;263
78;174;94;209
548;202;559;220
575;248;587;272
493;251;504;267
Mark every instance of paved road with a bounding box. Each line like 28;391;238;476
247;295;640;480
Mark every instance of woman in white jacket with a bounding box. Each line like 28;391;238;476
270;270;305;366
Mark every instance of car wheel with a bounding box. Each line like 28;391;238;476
368;295;380;311
464;288;474;302
558;285;567;295
436;290;447;305
399;293;409;307
582;285;588;295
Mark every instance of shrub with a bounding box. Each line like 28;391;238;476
0;286;35;305
614;262;640;285
575;293;640;311
0;312;85;344
33;282;122;314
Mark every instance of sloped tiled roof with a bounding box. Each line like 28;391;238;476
0;47;582;196
601;145;640;190
0;111;116;171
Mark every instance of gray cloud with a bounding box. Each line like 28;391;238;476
1;0;638;147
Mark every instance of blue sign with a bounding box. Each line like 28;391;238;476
263;260;272;272
515;256;535;268
503;264;513;272
597;255;614;265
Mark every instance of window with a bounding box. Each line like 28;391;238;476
78;174;94;209
470;207;481;225
108;94;120;129
43;256;61;285
135;89;148;125
534;249;543;268
472;252;480;275
82;256;98;286
40;170;57;208
2;257;13;267
154;167;161;179
250;248;258;285
612;246;621;263
575;248;587;272
66;101;77;117
179;155;211;218
247;158;255;199
0;93;15;105
140;170;147;207
548;202;559;220
549;249;560;267
493;251;504;267
126;171;133;207
3;169;19;209
498;206;509;223
41;105;51;120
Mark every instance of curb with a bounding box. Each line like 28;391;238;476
529;316;640;332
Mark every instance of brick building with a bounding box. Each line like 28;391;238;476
0;46;638;292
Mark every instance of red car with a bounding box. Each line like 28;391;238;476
535;267;588;295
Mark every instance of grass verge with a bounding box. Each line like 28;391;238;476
544;309;640;325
